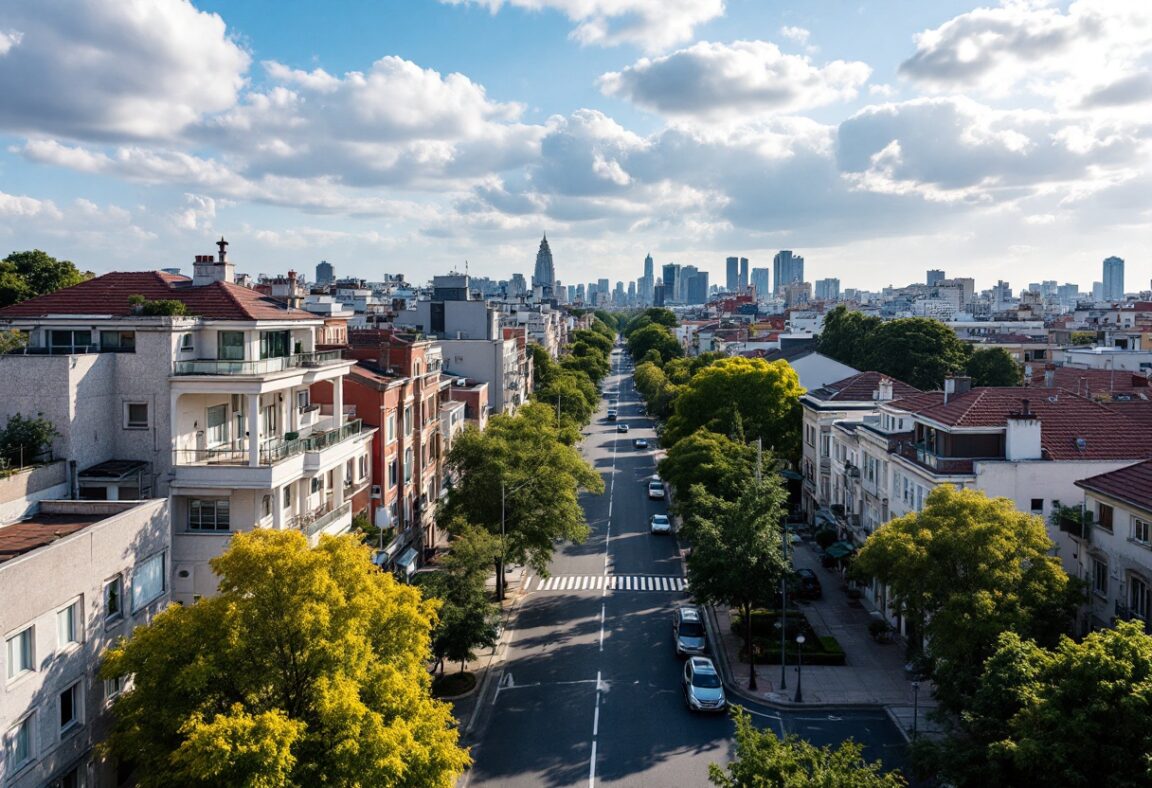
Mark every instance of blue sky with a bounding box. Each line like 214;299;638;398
0;0;1149;293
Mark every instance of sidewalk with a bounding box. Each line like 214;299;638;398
707;539;945;741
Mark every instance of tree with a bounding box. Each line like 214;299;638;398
444;402;604;598
658;429;755;522
100;530;470;787
662;356;804;460
966;347;1022;386
710;708;906;787
862;317;970;390
683;475;791;690
0;329;26;354
626;323;682;364
421;527;501;675
0;412;58;468
853;486;1080;713
0;249;90;307
559;352;609;385
817;305;881;368
571;328;612;356
535;369;598;427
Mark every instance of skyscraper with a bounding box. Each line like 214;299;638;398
1103;256;1125;301
927;269;945;286
662;263;680;303
532;234;555;293
681;265;698;303
726;257;739;292
686;271;709;304
739;257;749;291
815;278;840;302
772;250;804;295
751;267;770;297
315;260;334;285
641;253;654;303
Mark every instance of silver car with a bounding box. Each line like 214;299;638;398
682;657;726;712
673;606;707;656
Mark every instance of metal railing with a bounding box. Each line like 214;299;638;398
173;349;343;376
174;419;364;467
297;501;352;537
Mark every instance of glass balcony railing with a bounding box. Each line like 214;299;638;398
298;501;352;537
174;419;364;467
173;350;344;376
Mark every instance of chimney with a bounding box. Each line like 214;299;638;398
212;236;235;284
953;376;972;396
192;253;216;286
876;377;894;402
1005;399;1042;461
1044;363;1055;389
944;376;955;404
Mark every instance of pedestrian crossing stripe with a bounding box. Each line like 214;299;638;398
526;575;688;593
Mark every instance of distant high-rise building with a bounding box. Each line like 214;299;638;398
815;278;840;302
773;251;804;295
508;272;527;297
597;278;610;298
641;253;655;303
315;260;334;285
532;234;556;293
1103;256;1125;301
726;257;739;292
653;281;665;307
686;271;709;304
751;267;770;297
576;283;585;303
662;263;680;303
1092;281;1104;300
739;257;749;291
680;265;698;303
927;269;945;286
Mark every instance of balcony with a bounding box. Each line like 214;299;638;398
1114;601;1152;634
175;419;365;468
295;501;352;539
173;350;344;376
900;442;976;475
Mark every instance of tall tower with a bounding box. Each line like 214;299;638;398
1102;256;1125;301
533;234;556;294
739;257;749;291
315;260;334;285
726;257;739;292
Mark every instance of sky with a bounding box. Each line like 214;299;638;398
0;0;1149;293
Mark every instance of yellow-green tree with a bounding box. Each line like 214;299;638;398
101;530;470;787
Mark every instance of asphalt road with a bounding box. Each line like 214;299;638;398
462;347;909;787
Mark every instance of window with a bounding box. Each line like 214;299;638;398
283;486;292;508
804;425;815;447
345;459;354;487
404;405;413;436
189;499;230;532
180;333;194;352
261;495;271;518
1133;517;1151;546
57;599;81;649
132;552;167;611
206;404;228;446
1098;503;1115;532
59;681;81;732
100;330;136;352
359;455;368;480
124;402;149;429
404;447;413;483
296;390;310;410
1131;575;1150;621
1092;557;1108;597
259;330;290;360
104;675;125;701
217;331;245;361
104;576;123;622
50;329;92;354
5;627;33;680
311;477;322;494
261;403;277;436
386;414;396;443
388;459;398;488
1030;498;1044;512
7;714;33;770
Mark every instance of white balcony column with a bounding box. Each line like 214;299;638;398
248;393;261;466
170;390;182;460
332;376;344;427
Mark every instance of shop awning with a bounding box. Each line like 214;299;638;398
396;547;420;575
824;540;857;560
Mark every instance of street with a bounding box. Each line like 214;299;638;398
463;349;909;786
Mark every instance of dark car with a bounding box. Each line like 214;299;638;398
794;568;822;599
633;437;649;449
617;423;629;433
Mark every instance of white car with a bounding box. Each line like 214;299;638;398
648;480;665;500
682;657;727;712
650;514;671;534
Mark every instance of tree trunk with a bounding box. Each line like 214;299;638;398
495;557;505;601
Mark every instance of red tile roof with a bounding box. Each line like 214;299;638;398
916;387;1152;461
1026;366;1151;395
0;272;317;321
807;371;922;403
1076;459;1152;513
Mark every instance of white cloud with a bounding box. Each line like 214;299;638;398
0;191;61;219
0;29;22;56
441;0;724;52
780;26;810;44
599;41;871;119
0;0;249;140
171;194;217;231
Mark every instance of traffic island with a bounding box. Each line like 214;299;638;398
731;609;847;666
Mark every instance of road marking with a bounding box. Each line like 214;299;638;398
599;603;605;652
589;670;603;788
532;574;687;593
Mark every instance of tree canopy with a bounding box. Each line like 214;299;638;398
100;530;469;787
853;486;1079;713
816;305;882;367
626;323;682;364
658;429;755;521
966;346;1022;387
420;526;501;675
862;317;971;390
711;708;906;787
661;356;804;460
0;249;91;307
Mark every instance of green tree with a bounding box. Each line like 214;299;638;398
1070;331;1097;346
0;249;91;307
592;310;619;334
658;429;755;521
853;486;1080;713
444;402;604;598
817;305;881;368
626;323;683;364
662;356;804;460
683;475;791;689
0;329;27;353
966;347;1022;386
662;351;726;385
0;412;58;468
100;530;469;787
559;352;609;385
571;328;612;356
711;708;906;787
535;369;597;427
421;527;501;675
862;317;970;390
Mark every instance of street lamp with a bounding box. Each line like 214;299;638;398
911;680;921;741
499;478;536;601
794;633;806;703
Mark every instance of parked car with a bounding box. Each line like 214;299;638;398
617;423;629;433
673;606;707;656
794;568;823;599
633;437;649;449
607;408;618;421
682;657;726;712
647;480;665;499
649;514;672;535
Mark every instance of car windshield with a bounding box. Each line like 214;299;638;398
679;622;704;638
692;671;721;688
649;482;661;489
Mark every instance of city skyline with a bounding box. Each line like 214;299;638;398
0;1;1149;291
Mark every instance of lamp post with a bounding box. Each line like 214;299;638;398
499;478;536;601
794;633;806;703
911;680;921;741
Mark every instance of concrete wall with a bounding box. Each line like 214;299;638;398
0;463;69;524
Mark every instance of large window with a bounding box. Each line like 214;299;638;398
404;405;413;436
100;330;136;352
1131;575;1150;621
1098;503;1115;532
188;499;230;532
1133;517;1151;546
132;552;167;612
59;681;81;732
104;576;123;622
386;414;396;444
50;330;92;354
57;599;81;649
259;330;291;360
388;458;398;488
403;448;413;483
7;714;33;770
1092;557;1108;597
206;404;228;446
217;331;245;361
5;626;33;680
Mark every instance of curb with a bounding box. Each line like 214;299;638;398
884;705;914;744
461;566;529;740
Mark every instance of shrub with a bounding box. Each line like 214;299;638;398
0;413;57;468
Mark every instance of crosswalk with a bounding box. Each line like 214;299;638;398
527;574;688;593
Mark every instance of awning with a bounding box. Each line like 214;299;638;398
824;541;857;560
372;537;402;567
396;547;420;575
814;509;837;527
778;469;804;481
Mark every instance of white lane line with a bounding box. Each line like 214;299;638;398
588;741;597;788
525;576;534;592
599;603;605;652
